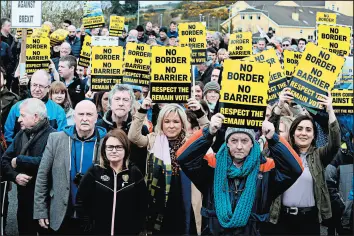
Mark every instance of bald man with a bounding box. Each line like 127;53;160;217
34;100;107;234
65;25;81;58
4;69;67;144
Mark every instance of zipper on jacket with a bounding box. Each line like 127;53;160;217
111;171;118;235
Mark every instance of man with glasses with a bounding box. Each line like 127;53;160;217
281;38;292;51
96;84;149;174
34;100;107;234
65;25;81;58
4;69;67;145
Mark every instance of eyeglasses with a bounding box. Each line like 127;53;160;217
282;44;290;47
31;83;48;90
106;145;124;152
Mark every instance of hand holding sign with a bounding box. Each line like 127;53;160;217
141;92;152;110
262;120;275;140
317;91;333;112
187;98;202;112
278;88;294;107
209;113;225;135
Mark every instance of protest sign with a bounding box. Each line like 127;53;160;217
78;35;92;68
25;37;50;75
150;46;192;103
220;59;270;128
91;46;123;91
337;57;353;89
228;32;252;59
316;12;337;25
83;1;105;29
245;48;288;104
283;50;302;77
109;16;125;37
122;43;151;86
50;29;69;46
317;24;351;56
31;25;50;38
178;22;207;65
91;36;119;46
11;1;42;28
331;89;353;114
288;42;345;110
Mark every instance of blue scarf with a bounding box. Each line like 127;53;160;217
214;142;261;228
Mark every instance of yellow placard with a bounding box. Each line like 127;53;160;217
50;29;69;46
228;32;252;58
83;2;105;29
316;12;337;24
150;46;192;103
91;46;123;91
109;16;125;37
78;35;92;68
283;50;302;77
25;37;50;75
178;22;206;64
122;42;151;86
331;89;353;114
220;59;270;128
317;24;351;57
289;42;345;109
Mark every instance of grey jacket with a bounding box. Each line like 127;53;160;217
33;129;104;231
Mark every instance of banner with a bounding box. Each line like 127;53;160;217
91;36;119;46
109;16;125;37
283;50;302;77
122;43;151;86
220;60;270;128
337;57;353;89
244;48;287;104
91;46;123;91
31;25;50;38
316;12;337;25
25;37;50;75
331;89;353;114
228;32;252;59
78;35;91;68
150;46;192;103
288;42;345;110
83;1;105;29
11;1;42;28
317;24;351;56
178;22;207;65
50;29;69;46
16;28;33;38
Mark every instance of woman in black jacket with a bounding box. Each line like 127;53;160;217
77;129;148;235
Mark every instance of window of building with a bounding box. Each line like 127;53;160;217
249;15;253;20
337;7;339;11
257;14;261;20
309;11;313;14
299;9;303;12
308;35;313;40
303;20;308;25
332;4;335;10
241;15;245;20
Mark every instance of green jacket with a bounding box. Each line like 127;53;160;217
269;120;341;223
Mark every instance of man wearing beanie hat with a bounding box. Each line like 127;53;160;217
203;81;220;114
177;113;303;235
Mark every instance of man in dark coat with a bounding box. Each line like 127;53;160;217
1;98;56;235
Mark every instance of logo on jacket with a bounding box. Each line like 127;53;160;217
101;175;110;181
122;174;129;187
75;85;81;93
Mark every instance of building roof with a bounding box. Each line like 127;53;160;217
244;1;278;7
293;1;325;7
239;5;354;27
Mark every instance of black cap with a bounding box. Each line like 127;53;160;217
159;27;168;33
169;35;177;39
136;25;144;32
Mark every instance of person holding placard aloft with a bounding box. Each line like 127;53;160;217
176;113;303;235
128;94;209;235
270;91;341;235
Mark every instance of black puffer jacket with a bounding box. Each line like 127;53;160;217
77;164;148;235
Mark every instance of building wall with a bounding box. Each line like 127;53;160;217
231;1;251;16
276;27;315;40
325;1;353;16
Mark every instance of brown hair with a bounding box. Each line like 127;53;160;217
49;81;72;110
99;129;130;169
289;115;318;153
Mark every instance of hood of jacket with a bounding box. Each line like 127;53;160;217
63;124;107;141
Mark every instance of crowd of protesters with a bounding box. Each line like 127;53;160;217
0;14;353;236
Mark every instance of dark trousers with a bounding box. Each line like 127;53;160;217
276;207;320;235
50;217;85;235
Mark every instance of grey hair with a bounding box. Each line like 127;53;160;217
154;104;189;135
19;98;47;119
108;84;135;110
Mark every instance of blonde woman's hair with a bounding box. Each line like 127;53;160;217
280;116;295;138
154;104;189;136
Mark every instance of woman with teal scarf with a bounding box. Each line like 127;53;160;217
177;113;304;235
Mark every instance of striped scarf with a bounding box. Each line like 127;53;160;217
214;142;261;228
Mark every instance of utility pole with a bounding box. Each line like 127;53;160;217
208;14;210;29
199;14;202;22
160;13;163;27
137;1;140;25
228;6;231;34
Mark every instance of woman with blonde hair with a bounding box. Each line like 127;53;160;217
76;129;147;235
49;81;74;125
128;95;209;235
